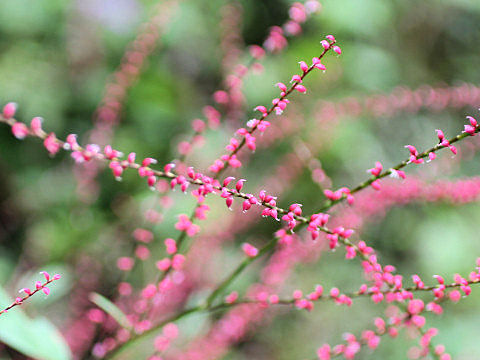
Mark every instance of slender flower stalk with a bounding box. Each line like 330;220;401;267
209;37;336;177
0;272;61;316
318;116;480;212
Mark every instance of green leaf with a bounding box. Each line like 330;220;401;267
89;292;132;330
0;286;71;360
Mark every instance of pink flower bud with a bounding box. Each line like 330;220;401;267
249;45;265;59
236;179;246;192
172;254;185;270
320;40;330;49
291;74;302;83
43;133;61;155
449;290;461;302
467;116;477;127
295;85;307;93
135;245;150;260
463;124;476;135
192;118;206;133
407;299;424;315
156;258;171;271
164;163;175;173
30;117;44;135
117;257;134;271
242;243;258;257
213;90;229;104
371;179;381;190
142;157;157;167
11;122;29;139
254;106;268;115
40;271;50;281
276;82;287;92
330;288;339;298
127;152;136;163
435;129;445;140
20;288;32;295
147;175;156;188
141;284;157;299
225;291;238;304
299;61;309;72
2;102;17;119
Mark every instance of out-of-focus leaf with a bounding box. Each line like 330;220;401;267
89;292;132;330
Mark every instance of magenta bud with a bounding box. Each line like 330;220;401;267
2;102;17;119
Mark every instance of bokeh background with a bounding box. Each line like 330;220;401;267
1;0;480;359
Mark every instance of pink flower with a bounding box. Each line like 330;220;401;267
407;299;424;315
43;133;61;155
154;335;170;352
175;214;200;236
269;294;279;304
254;105;268;116
141;284;157;299
30;117;44;135
225;291;238;304
242;243;258;257
164;238;177;254
295;84;307;93
291;74;302;83
411;315;425;328
39;271;50;281
11;122;29;139
299;61;309;72
317;344;331;360
135;245;150;260
467;116;477;127
2;102;17;119
162;323;179;340
276;82;287;92
371;292;384;303
463;124;476;135
156;258;171;271
448;290;461;302
133;228;153;243
236;179;246;192
345;246;356;259
371;179;381;190
171;254;185;270
117;257;134;271
249;45;265;59
368;161;383;176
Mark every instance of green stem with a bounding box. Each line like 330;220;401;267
205;237;278;307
